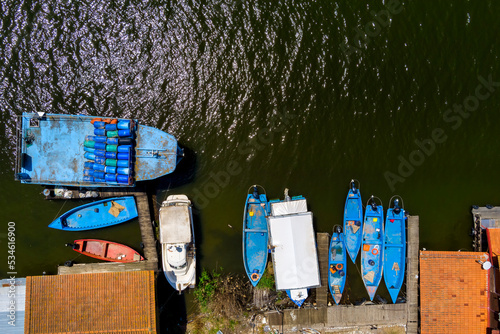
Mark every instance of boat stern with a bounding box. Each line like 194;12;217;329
366;286;377;301
288;288;308;307
388;289;399;304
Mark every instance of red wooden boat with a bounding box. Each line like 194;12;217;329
68;239;144;263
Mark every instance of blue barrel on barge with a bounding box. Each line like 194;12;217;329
14;113;184;188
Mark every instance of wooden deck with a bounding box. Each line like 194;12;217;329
58;188;159;275
471;206;500;252
265;215;420;333
315;233;330;307
406;215;419;334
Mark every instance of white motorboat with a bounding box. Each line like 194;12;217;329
159;194;196;292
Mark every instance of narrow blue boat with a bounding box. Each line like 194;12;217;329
243;185;269;287
48;196;138;231
361;196;384;301
328;226;347;305
343;180;363;263
383;196;406;303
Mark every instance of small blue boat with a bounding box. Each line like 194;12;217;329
343;180;363;263
48;196;138;231
243;185;269;287
328;226;347;305
383;196;406;303
361;196;384;301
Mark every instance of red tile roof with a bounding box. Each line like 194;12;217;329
24;271;156;333
420;251;489;334
487;228;500;267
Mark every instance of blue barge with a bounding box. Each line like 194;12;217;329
14;113;183;187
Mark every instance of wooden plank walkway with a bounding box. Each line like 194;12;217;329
315;233;330;307
471;206;500;252
265;215;420;333
58;188;159;275
406;215;419;334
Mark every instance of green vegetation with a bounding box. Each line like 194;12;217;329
256;267;275;290
193;267;222;312
189;268;251;333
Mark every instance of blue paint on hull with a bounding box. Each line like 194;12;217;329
361;203;384;301
383;206;406;303
286;289;308;307
343;185;363;263
15;113;183;187
48;196;138;231
243;193;269;287
328;232;347;304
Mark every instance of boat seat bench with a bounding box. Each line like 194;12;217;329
244;229;267;233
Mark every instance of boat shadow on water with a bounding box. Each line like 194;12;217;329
157;272;188;334
148;145;197;191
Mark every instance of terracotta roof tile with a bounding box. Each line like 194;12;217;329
420;251;489;334
487;228;500;267
24;271;156;333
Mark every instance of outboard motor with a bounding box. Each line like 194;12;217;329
393;198;401;214
252;186;259;199
370;197;377;211
351;180;357;194
335;225;342;234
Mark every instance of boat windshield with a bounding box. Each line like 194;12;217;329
170;262;188;270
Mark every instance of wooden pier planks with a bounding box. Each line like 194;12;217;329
315;232;330;307
406;215;419;334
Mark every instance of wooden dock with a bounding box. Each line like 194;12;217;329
406;215;419;334
315;233;330;307
265;215;420;333
58;188;159;275
471;206;500;252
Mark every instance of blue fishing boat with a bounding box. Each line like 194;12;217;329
15;113;183;187
268;189;320;308
343;180;363;263
48;196;138;230
328;226;347;305
243;185;269;287
383;196;406;303
361;196;384;301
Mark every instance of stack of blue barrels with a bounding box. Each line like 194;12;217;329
82;119;135;185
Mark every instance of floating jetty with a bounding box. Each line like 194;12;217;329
265;215;419;333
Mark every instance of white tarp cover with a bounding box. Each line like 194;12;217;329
160;205;192;243
268;212;321;290
271;199;308;216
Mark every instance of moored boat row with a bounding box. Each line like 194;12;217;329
241;181;407;307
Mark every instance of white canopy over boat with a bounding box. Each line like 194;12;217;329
159;204;192;244
268;201;320;291
270;199;308;216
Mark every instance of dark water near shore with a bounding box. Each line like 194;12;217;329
1;0;500;327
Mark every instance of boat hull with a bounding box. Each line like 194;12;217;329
243;193;269;287
383;207;406;303
344;187;363;262
361;204;384;301
328;232;347;304
48;196;138;231
72;239;143;262
287;288;308;307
